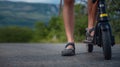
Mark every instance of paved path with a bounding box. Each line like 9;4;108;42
0;43;120;67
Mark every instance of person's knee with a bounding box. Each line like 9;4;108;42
64;0;74;5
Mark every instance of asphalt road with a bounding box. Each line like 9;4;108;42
0;43;120;67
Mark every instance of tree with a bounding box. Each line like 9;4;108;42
47;16;66;42
0;26;33;43
33;22;48;42
74;4;88;41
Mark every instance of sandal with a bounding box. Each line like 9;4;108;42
61;43;75;56
84;27;95;43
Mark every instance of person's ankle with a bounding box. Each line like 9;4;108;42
87;27;94;36
88;27;94;30
66;42;74;49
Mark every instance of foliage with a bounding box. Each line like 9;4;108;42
74;4;87;42
1;2;120;43
32;16;66;42
0;26;33;43
32;22;49;42
32;4;87;43
47;16;66;42
106;0;120;43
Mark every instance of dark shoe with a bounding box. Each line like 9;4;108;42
84;28;94;43
61;43;75;56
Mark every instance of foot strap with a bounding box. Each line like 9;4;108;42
65;43;75;49
61;43;75;56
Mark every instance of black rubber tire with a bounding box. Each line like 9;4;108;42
102;31;112;60
87;44;93;53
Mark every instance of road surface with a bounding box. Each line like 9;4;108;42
0;43;120;67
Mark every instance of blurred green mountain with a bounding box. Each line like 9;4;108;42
0;1;59;28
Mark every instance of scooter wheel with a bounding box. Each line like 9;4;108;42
87;44;93;53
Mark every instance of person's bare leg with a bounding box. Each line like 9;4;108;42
63;0;75;49
88;0;98;36
88;0;98;29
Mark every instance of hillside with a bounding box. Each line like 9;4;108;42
0;1;59;28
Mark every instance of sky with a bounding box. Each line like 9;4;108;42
6;0;84;4
0;0;87;5
8;0;61;4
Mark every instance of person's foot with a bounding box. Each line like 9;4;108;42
61;43;75;56
66;45;74;49
84;28;94;43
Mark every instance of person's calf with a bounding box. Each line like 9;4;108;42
64;0;74;5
